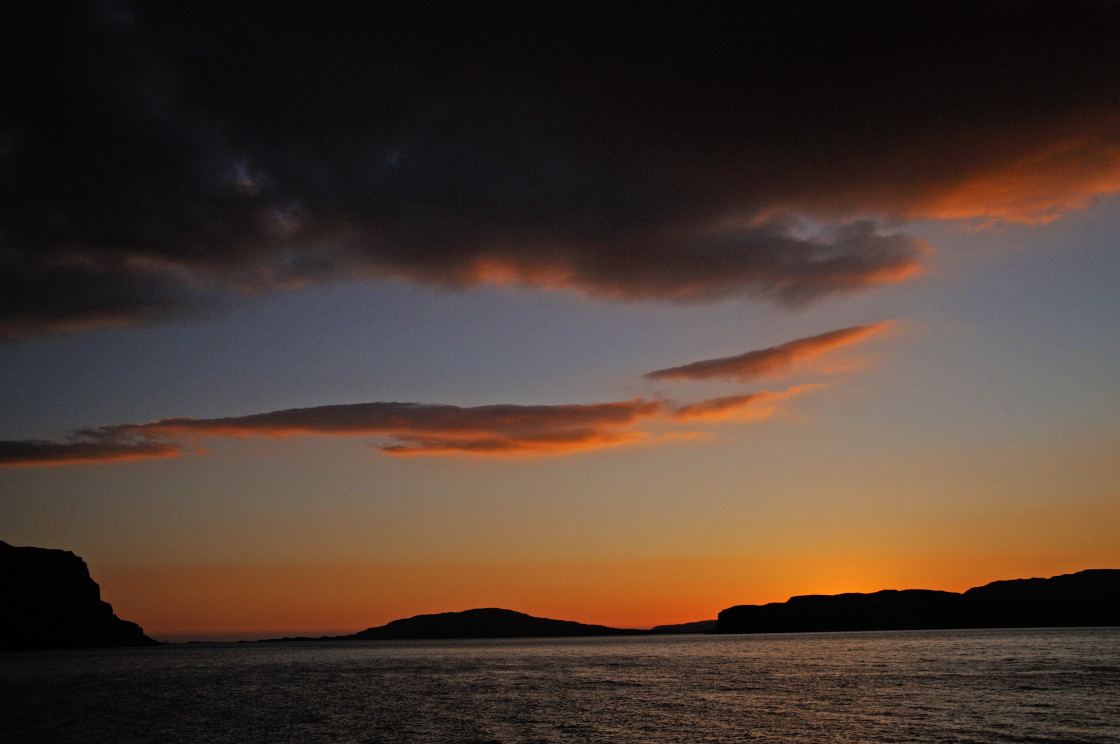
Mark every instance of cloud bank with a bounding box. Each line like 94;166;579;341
4;3;1119;337
0;325;886;465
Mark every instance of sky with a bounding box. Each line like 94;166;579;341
2;2;1119;641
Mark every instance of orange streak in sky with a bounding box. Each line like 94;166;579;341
671;384;830;422
646;322;892;382
379;429;651;456
96;548;1120;640
466;257;576;290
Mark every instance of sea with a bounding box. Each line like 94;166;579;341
2;628;1117;743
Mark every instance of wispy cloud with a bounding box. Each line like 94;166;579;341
4;5;1118;338
0;322;877;466
126;400;667;457
670;385;830;423
0;401;669;465
378;429;652;456
645;324;890;382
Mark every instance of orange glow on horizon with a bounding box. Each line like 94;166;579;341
94;547;1120;641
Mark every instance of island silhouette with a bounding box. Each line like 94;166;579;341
347;607;643;640
2;540;1117;648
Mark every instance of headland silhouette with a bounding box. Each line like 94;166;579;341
0;541;156;650
714;570;1120;634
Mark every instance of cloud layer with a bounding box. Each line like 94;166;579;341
4;3;1119;337
0;325;887;465
0;400;667;464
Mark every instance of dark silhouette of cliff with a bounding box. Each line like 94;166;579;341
715;569;1120;634
348;608;646;640
0;541;157;650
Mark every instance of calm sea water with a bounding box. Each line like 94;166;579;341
2;628;1117;743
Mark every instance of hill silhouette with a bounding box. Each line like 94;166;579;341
651;619;718;634
0;541;157;650
715;569;1120;634
348;608;646;640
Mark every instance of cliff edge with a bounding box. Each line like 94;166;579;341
0;541;157;650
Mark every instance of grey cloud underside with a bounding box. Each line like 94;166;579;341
0;389;794;463
0;400;667;464
0;319;873;463
4;2;1119;338
118;400;665;436
0;436;180;465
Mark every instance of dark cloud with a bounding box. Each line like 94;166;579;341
5;2;1119;337
0;433;180;467
0;254;212;339
645;324;890;382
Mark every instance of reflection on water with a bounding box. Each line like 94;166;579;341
3;628;1118;743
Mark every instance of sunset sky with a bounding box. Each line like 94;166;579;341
2;3;1119;641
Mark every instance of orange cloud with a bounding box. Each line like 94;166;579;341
0;392;792;465
380;429;652;456
28;400;664;462
0;401;674;466
671;384;829;422
129;400;664;447
0;324;890;465
671;393;774;422
915;123;1120;224
645;323;890;382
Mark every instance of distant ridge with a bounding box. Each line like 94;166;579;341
650;619;718;634
346;608;646;640
0;541;157;650
715;569;1120;634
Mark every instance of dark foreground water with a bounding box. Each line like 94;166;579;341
2;628;1118;743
